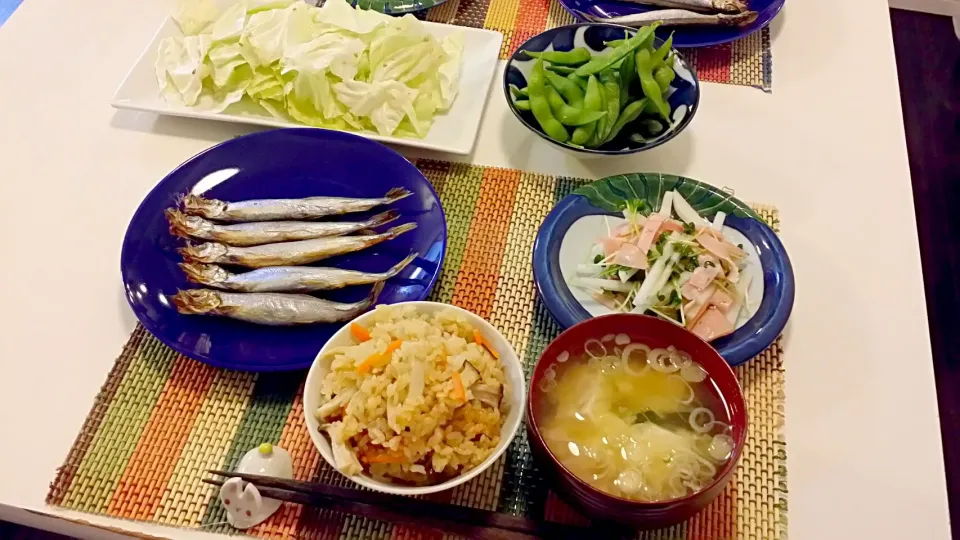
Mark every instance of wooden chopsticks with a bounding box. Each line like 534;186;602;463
205;470;626;539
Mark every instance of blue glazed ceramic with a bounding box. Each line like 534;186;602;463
121;128;447;372
558;0;785;48
350;0;449;15
532;173;794;366
504;24;699;156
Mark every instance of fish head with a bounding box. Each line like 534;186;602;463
172;289;222;314
165;208;209;237
179;262;229;286
179;242;229;263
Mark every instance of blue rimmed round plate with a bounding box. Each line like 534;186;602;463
533;173;794;366
557;0;785;48
121;128;447;372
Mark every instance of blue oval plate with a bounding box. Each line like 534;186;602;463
121;129;447;372
505;24;699;155
533;173;794;366
558;0;785;48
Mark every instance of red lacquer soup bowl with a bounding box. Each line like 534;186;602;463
526;313;747;528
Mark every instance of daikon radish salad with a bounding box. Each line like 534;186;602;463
572;191;760;342
535;335;735;502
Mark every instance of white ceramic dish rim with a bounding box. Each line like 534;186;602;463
303;301;526;495
110;17;504;155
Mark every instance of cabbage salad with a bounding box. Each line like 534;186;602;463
157;0;463;137
574;191;753;342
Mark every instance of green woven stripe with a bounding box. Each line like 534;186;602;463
426;163;484;304
47;327;148;506
62;337;176;513
200;372;302;528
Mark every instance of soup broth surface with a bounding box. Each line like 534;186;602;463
536;336;734;502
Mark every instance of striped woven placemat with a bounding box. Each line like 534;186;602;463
47;161;787;539
421;0;773;91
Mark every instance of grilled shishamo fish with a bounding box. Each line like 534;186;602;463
172;283;384;325
166;209;399;246
618;0;747;13
180;253;418;293
579;9;757;26
181;188;412;222
179;223;417;268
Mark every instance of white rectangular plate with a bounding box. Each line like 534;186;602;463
111;18;503;155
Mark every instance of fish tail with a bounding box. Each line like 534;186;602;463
573;9;600;21
171;289;222;314
166;208;194;239
385;252;418;277
384;187;413;203
367;281;386;305
366;209;400;229
384;222;418;240
179;262;229;287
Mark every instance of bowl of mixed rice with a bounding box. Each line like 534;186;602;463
304;302;525;495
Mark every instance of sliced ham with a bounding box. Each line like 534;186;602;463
690;306;735;341
681;281;700;300
696;231;742;284
613;242;648;269
688;266;720;290
683;284;716;325
601;237;625;257
710;288;735;313
660;219;684;233
613;217;646;237
635;214;665;254
696;228;747;260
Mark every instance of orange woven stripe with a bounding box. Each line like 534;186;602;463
510;0;550;58
450;167;522;318
252;385;326;539
106;358;217;519
688;479;737;539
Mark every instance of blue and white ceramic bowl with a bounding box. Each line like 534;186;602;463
532;173;794;366
504;24;700;156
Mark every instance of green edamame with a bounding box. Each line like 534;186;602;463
574;23;660;77
603;98;647;143
571;75;603;146
654;65;675;93
544;71;585;105
619;50;636;108
651;32;674;68
544;85;607;126
509;84;528;99
567;73;589;91
636;48;671;121
524;47;592;66
587;76;610;147
596;69;621;143
528;59;570;143
514;99;531;111
545;64;577;75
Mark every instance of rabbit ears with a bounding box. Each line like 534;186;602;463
219;477;263;513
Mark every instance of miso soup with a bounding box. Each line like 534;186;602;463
535;334;735;502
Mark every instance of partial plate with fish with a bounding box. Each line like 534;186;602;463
558;0;784;48
532;173;793;366
121;128;447;372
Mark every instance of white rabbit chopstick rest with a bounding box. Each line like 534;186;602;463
218;443;293;529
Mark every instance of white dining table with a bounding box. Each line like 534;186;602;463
0;0;950;538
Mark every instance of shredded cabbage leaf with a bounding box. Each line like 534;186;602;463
156;0;463;138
